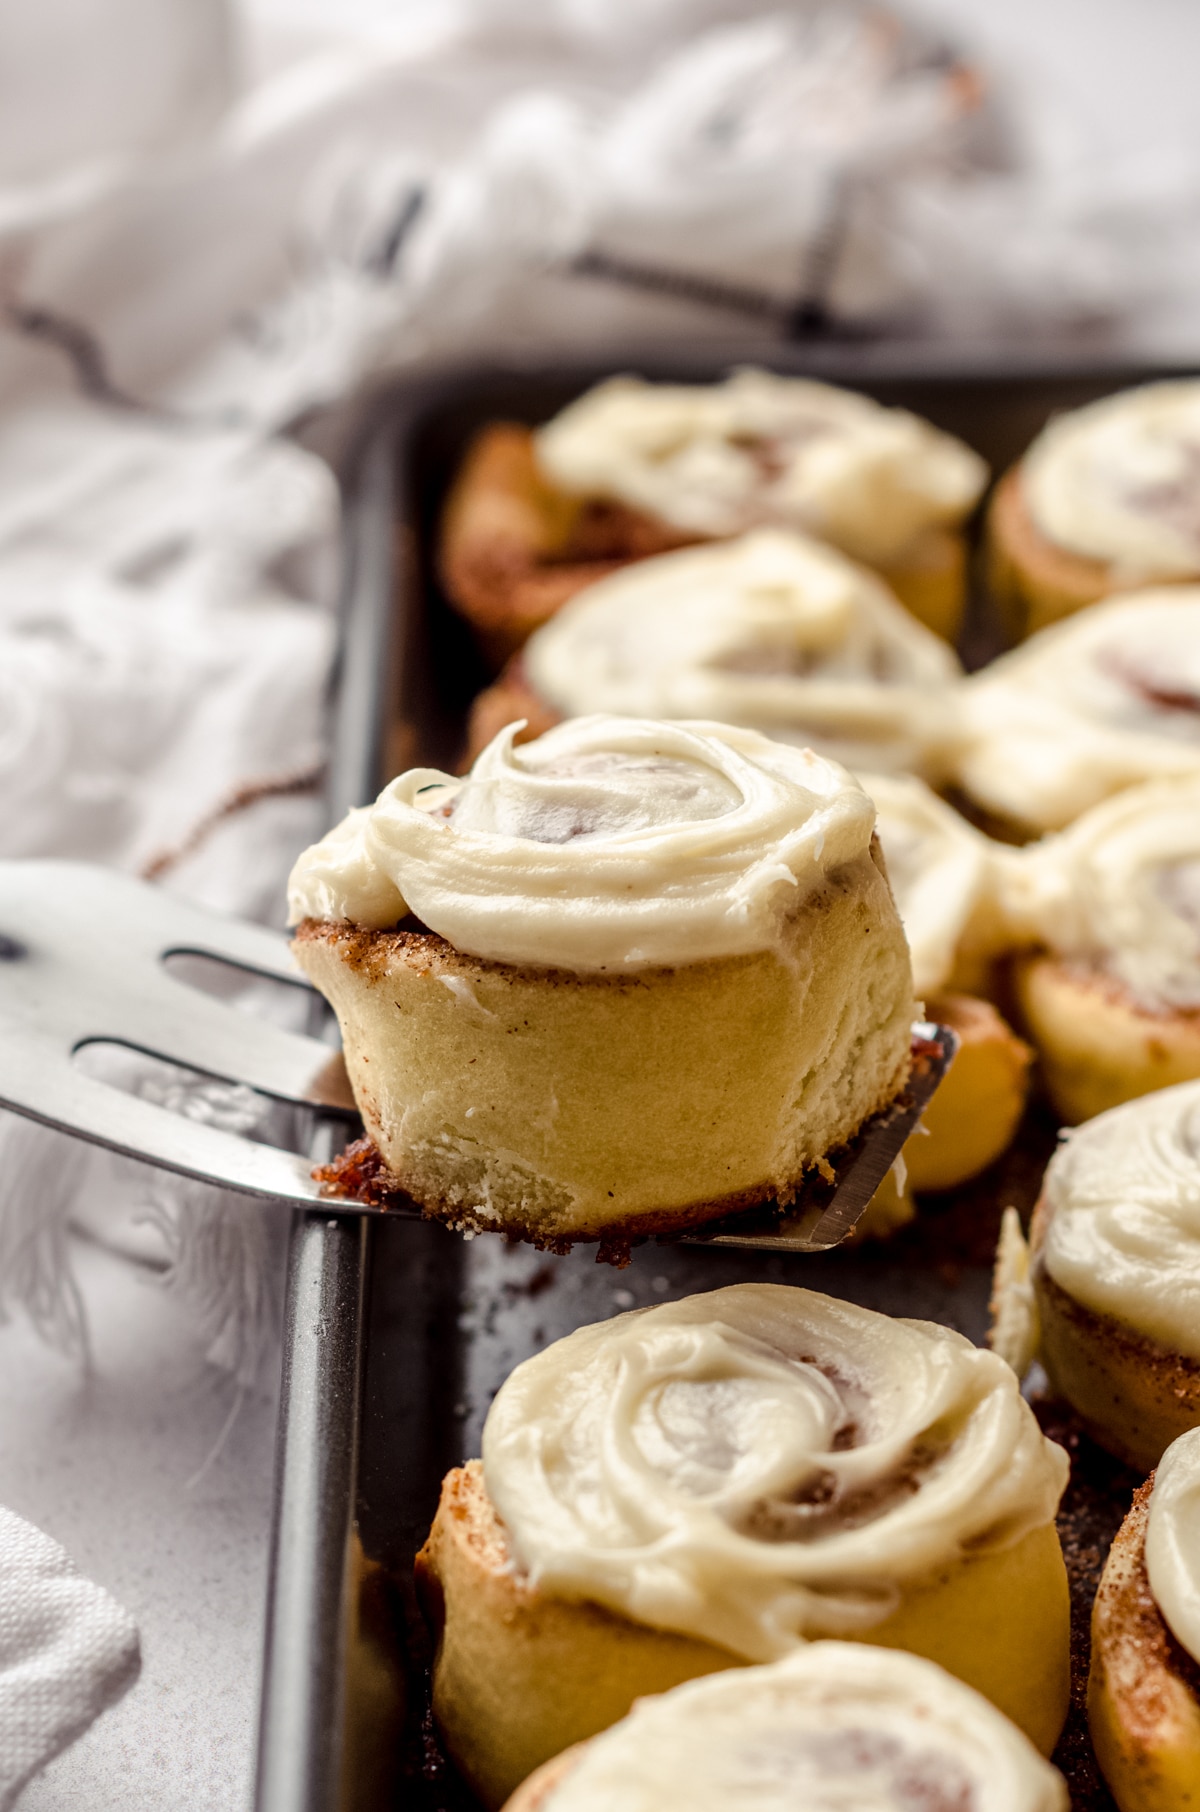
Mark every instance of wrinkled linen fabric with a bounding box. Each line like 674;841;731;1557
0;1508;139;1812
1;0;1199;1800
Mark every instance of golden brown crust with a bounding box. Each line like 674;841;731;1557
1088;1475;1200;1809
986;465;1120;640
416;1461;738;1807
295;912;913;1258
1030;1197;1200;1470
1016;954;1200;1125
438;423;695;665
417;1454;1069;1805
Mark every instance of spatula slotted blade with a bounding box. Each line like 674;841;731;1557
0;861;955;1243
0;860;380;1212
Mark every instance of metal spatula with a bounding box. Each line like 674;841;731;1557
0;858;956;1253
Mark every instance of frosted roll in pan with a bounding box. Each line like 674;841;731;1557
523;532;963;778
954;590;1200;832
535;370;987;565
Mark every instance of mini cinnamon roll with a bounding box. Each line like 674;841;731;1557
988;380;1200;639
863;774;1030;1193
467;528;964;778
1028;1080;1200;1469
441;371;987;658
504;1644;1067;1812
1005;775;1200;1120
954;589;1200;836
1090;1428;1200;1812
288;717;915;1247
416;1284;1071;1806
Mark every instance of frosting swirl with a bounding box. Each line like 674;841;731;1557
287;715;879;972
863;772;1016;996
955;590;1200;831
1146;1428;1200;1667
523;530;963;777
533;1644;1067;1812
482;1284;1067;1663
1023;381;1200;576
535;370;987;565
1004;775;1200;1011
1038;1081;1200;1362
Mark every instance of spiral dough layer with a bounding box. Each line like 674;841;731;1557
1023;380;1200;576
482;1284;1067;1664
522;530;963;777
1005;774;1200;1012
287;714;880;972
535;369;987;564
956;590;1200;830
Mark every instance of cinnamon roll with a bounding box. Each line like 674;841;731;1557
503;1644;1068;1812
288;717;915;1246
954;590;1200;835
1028;1080;1200;1469
988;380;1200;639
467;529;964;778
1090;1428;1200;1812
863;773;1031;1193
441;370;987;658
1005;774;1200;1120
416;1284;1071;1806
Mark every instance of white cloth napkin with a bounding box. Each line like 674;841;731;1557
0;1509;139;1811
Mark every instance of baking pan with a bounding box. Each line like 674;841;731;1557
259;348;1192;1812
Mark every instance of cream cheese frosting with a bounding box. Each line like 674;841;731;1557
1037;1081;1200;1363
1145;1428;1200;1668
534;370;988;565
1004;775;1200;1011
955;590;1200;831
481;1284;1068;1663
522;529;964;777
287;714;880;972
1023;381;1200;576
862;772;1015;996
533;1644;1067;1812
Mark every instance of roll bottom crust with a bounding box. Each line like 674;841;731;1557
1089;1478;1200;1812
1031;1198;1200;1471
441;424;967;666
416;1460;1070;1808
985;466;1124;640
1016;955;1200;1125
292;853;912;1247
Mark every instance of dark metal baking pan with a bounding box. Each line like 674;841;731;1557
260;348;1193;1812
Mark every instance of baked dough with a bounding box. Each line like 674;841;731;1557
438;372;987;656
289;716;914;1244
989;381;1200;638
1004;775;1200;1120
502;1644;1068;1812
954;590;1200;835
1090;1430;1200;1812
416;1285;1070;1804
1030;1081;1200;1469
